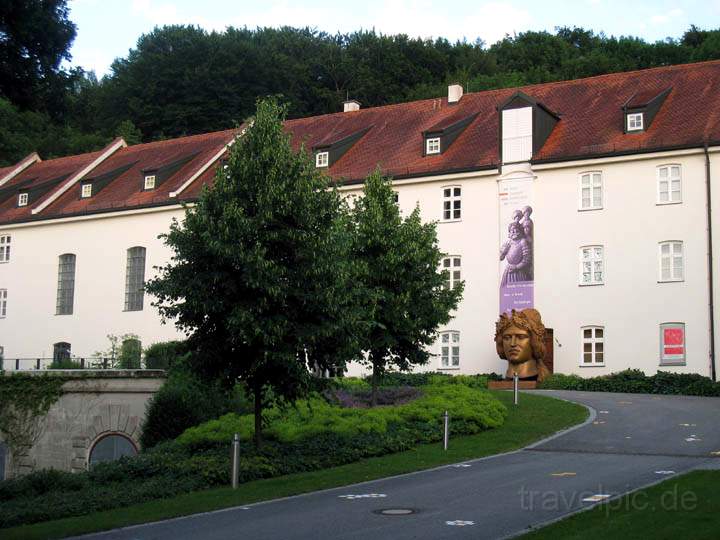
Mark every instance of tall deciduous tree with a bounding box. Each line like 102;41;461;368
351;172;463;405
146;97;358;448
0;0;78;113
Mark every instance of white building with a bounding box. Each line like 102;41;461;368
1;61;719;381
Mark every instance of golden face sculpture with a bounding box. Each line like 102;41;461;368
501;325;532;364
494;308;550;381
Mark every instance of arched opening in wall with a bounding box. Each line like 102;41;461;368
53;342;71;362
88;434;137;467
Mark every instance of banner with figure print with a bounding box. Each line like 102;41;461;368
498;177;534;313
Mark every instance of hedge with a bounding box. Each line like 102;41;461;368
0;381;506;528
538;369;720;397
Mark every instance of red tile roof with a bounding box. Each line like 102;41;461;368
0;60;719;225
23;129;237;222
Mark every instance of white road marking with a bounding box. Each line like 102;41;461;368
338;494;387;500
582;494;611;503
446;520;475;526
655;471;676;475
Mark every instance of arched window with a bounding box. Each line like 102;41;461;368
53;342;71;362
124;247;146;311
89;434;137;467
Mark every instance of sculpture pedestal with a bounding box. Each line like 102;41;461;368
488;380;537;390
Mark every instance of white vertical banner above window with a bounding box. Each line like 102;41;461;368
502;107;532;163
498;174;534;313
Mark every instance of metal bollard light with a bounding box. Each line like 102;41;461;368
231;433;240;489
513;372;519;406
443;410;450;451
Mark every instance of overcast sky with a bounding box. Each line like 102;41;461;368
68;0;720;77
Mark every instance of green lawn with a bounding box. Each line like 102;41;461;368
521;470;720;540
3;391;587;540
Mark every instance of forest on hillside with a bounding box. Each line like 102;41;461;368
2;1;720;166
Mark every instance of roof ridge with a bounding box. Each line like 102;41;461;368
284;60;720;123
123;128;238;151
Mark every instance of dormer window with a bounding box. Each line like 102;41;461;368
627;112;644;132
17;192;28;207
426;137;441;155
498;92;559;164
315;151;329;168
144;174;156;190
81;183;92;198
622;87;671;134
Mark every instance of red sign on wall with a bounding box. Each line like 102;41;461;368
663;326;685;358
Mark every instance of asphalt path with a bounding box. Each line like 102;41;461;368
77;391;720;540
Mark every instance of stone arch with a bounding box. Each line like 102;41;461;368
69;403;142;472
87;432;138;467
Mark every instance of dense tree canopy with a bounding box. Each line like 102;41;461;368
0;0;78;114
350;172;464;404
146;98;360;447
1;19;720;166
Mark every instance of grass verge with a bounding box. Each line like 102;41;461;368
3;391;587;540
521;470;720;540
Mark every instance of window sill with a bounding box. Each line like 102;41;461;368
578;363;605;368
122;309;144;313
438;366;460;371
658;279;684;284
578;207;603;212
440;219;462;224
579;282;604;287
656;201;682;206
660;361;686;367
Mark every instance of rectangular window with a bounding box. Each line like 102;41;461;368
440;331;460;368
579;246;604;285
659;241;683;282
442;186;461;221
579;172;603;210
144;175;156;190
657;165;681;204
502;107;532;163
0;236;10;263
125;247;147;311
426;137;441;155
315;151;329;168
442;256;461;289
0;289;6;318
627;112;644;131
81;183;93;198
660;323;686;365
18;192;28;207
581;326;604;366
56;254;76;315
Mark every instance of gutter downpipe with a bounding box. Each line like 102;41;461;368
705;142;717;382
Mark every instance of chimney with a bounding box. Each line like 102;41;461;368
343;100;361;112
448;84;463;104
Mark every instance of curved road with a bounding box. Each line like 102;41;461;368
78;391;720;540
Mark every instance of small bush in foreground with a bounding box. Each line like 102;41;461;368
538;369;720;397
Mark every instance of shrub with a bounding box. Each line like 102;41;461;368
538;369;720;397
140;363;241;449
143;341;188;370
177;384;506;446
117;337;142;369
47;358;82;369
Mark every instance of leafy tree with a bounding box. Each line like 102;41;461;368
146;97;359;447
0;0;78;114
351;172;463;405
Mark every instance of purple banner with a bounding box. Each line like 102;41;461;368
499;177;534;313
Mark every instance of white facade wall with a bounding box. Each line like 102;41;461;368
0;208;185;363
1;148;719;379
